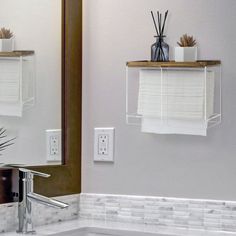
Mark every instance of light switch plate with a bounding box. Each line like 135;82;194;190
94;127;115;162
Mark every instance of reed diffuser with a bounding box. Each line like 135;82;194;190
150;10;169;62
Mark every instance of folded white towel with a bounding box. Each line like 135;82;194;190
138;69;214;120
137;69;215;135
0;62;20;102
141;117;208;136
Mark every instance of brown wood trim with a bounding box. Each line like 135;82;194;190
127;60;221;68
31;0;82;197
61;0;66;165
0;51;34;57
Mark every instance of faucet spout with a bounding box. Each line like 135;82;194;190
27;192;69;209
17;168;69;234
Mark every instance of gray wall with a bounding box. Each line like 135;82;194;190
82;0;236;200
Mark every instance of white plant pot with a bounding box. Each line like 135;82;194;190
174;47;197;62
0;38;14;52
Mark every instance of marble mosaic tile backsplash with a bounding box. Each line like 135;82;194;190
0;194;79;233
1;193;236;234
80;193;236;233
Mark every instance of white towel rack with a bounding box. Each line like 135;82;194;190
126;60;221;135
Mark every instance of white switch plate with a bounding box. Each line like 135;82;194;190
46;129;61;162
94;128;115;162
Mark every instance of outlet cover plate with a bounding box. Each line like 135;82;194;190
94;127;115;162
46;129;61;162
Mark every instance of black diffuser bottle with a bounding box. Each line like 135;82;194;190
151;36;169;61
150;10;169;62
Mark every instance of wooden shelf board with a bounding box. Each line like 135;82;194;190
0;51;34;57
126;60;221;68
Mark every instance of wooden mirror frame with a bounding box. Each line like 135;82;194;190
0;0;82;202
28;0;82;197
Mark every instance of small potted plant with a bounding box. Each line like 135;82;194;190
0;128;16;203
0;28;14;52
175;34;197;62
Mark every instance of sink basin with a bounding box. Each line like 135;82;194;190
50;227;174;236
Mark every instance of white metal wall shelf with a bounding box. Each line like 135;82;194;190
126;60;222;136
0;51;35;117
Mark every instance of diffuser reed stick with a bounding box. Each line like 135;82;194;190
151;10;168;38
151;11;159;36
151;10;169;61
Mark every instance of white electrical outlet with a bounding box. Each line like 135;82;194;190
46;129;61;162
98;134;109;155
94;128;115;162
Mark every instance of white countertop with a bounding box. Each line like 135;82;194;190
3;219;236;236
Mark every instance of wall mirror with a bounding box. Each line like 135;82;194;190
0;0;82;204
0;0;62;166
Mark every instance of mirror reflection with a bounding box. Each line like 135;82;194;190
0;0;62;166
